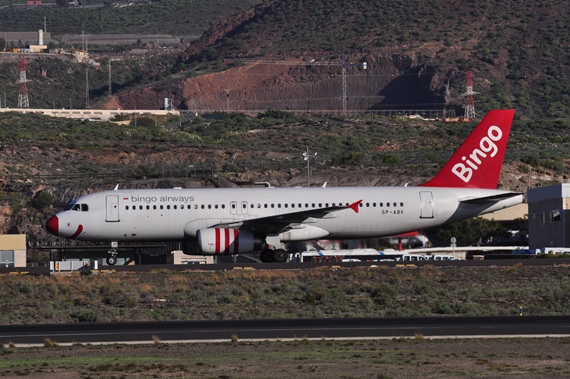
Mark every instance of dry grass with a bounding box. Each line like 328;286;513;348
43;338;58;348
0;265;568;324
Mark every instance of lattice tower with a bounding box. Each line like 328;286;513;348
17;58;30;108
463;71;476;120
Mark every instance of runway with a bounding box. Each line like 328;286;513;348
2;316;570;346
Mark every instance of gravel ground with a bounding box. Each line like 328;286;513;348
1;337;570;378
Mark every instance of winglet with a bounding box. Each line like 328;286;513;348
348;200;362;213
419;110;515;189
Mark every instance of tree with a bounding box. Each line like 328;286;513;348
31;192;53;210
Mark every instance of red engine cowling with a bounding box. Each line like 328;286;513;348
197;228;265;255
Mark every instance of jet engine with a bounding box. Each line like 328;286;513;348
197;228;265;255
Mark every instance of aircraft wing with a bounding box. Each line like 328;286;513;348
459;192;523;204
212;200;362;235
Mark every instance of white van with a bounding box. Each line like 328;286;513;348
430;255;455;261
399;254;428;261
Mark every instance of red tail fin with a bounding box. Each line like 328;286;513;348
419;110;515;189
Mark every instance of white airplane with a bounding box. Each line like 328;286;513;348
46;110;523;265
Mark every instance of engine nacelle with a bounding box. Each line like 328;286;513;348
197;228;265;255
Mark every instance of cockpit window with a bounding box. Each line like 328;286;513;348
65;203;88;212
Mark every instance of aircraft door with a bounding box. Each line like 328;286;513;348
241;201;248;215
106;195;120;222
419;191;434;219
230;201;237;215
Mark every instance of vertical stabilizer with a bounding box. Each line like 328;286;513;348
419;110;515;189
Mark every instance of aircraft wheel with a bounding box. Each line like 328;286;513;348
260;250;274;263
106;256;117;266
273;249;288;263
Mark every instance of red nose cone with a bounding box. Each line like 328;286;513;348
46;215;59;236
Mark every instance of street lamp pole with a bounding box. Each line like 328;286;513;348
303;146;317;187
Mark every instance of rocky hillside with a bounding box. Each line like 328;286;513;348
103;0;570;119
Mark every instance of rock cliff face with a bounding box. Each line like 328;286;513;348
105;49;458;114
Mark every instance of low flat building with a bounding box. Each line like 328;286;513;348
0;235;26;267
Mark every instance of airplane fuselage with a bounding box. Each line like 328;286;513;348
48;186;523;244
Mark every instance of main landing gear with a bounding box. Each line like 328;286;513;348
259;249;288;263
107;242;118;265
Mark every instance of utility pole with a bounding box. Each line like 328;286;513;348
224;89;230;111
84;32;89;108
341;55;367;115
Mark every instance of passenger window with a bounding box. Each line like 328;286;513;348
209;205;212;209
380;202;383;207
215;205;218;209
146;205;150;210
400;202;404;207
387;203;390;207
174;205;177;210
126;206;129;210
139;205;143;210
393;202;397;207
167;205;170;210
153;205;157;210
284;204;288;208
222;204;225;209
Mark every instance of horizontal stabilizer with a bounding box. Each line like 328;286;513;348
459;192;522;204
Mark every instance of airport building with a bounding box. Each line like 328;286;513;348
0;235;27;268
528;183;570;249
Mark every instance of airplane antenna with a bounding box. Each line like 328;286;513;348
114;184;119;190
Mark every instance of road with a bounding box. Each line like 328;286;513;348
2;316;570;346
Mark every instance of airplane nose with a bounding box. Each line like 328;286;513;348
46;215;59;236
